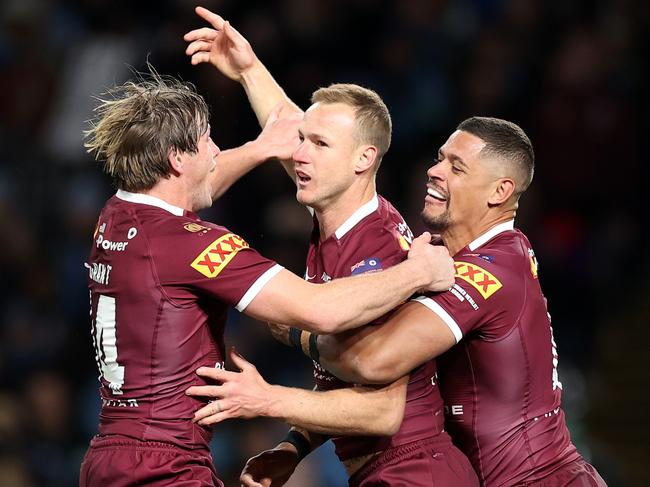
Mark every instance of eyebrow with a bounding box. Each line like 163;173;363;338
300;129;331;143
439;148;469;169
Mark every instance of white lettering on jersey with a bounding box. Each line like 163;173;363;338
85;262;113;286
96;234;129;252
549;316;563;391
103;398;139;408
445;404;464;416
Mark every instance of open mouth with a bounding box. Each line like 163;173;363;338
296;170;311;185
427;186;448;202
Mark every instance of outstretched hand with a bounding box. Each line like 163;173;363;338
184;6;257;80
407;232;455;292
185;347;273;426
240;445;300;487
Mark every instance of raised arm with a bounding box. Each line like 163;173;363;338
316;300;457;384
184;6;302;126
186;348;408;436
244;233;455;334
209;106;302;199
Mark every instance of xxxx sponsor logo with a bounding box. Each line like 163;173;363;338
191;233;249;278
454;261;502;299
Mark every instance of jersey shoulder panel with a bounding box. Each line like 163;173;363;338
134;209;277;307
341;196;413;273
427;230;535;340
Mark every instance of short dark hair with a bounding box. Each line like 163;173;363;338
457;116;535;194
85;72;210;192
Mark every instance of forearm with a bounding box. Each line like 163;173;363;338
240;61;302;126
210;140;270;199
265;380;406;436
306;259;430;333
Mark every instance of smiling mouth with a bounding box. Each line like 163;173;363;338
427;186;448;202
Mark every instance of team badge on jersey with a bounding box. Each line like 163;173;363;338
184;222;211;234
454;261;502;299
396;221;414;250
528;248;539;278
350;257;382;275
191;233;249;278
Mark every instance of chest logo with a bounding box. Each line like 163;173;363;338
184;222;211;233
191;233;249;278
454;261;502;299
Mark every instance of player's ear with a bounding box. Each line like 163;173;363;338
168;148;184;175
355;145;377;174
488;177;516;205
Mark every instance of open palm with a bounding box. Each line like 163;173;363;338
184;6;257;81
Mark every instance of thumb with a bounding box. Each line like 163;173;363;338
230;346;252;371
266;103;282;126
413;231;433;245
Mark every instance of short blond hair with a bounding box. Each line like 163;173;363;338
311;83;392;168
85;73;209;192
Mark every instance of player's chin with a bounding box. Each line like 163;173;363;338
295;189;313;207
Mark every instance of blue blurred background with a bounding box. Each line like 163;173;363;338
0;0;648;485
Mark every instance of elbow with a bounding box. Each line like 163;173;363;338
299;306;347;334
352;353;401;385
371;393;405;436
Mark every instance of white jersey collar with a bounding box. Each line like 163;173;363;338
467;220;514;251
115;190;185;216
334;194;379;240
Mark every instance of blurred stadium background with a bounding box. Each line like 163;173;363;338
0;0;648;485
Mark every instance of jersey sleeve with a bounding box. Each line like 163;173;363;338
151;221;282;310
413;252;525;343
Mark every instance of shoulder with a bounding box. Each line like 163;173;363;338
366;195;414;251
144;214;254;269
458;230;532;280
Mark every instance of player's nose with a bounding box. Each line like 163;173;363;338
210;139;221;158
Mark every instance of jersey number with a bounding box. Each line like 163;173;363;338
90;292;125;395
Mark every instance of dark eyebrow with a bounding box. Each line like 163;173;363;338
439;148;469;169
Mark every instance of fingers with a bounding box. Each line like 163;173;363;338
183;27;219;42
191;52;211;66
185;39;215;56
195;365;238;382
240;473;264;487
195;6;226;29
229;346;253;372
194;399;230;425
185;384;224;398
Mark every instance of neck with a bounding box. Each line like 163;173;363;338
144;178;192;212
442;210;515;255
315;180;376;240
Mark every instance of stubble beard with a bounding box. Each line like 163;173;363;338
421;204;451;233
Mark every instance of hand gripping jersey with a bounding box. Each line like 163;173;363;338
414;221;582;486
86;190;281;451
308;195;446;462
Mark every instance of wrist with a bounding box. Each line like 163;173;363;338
264;384;289;419
281;430;311;461
240;58;267;91
401;259;429;291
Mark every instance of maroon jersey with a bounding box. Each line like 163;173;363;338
308;195;446;461
86;190;281;451
414;220;582;486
